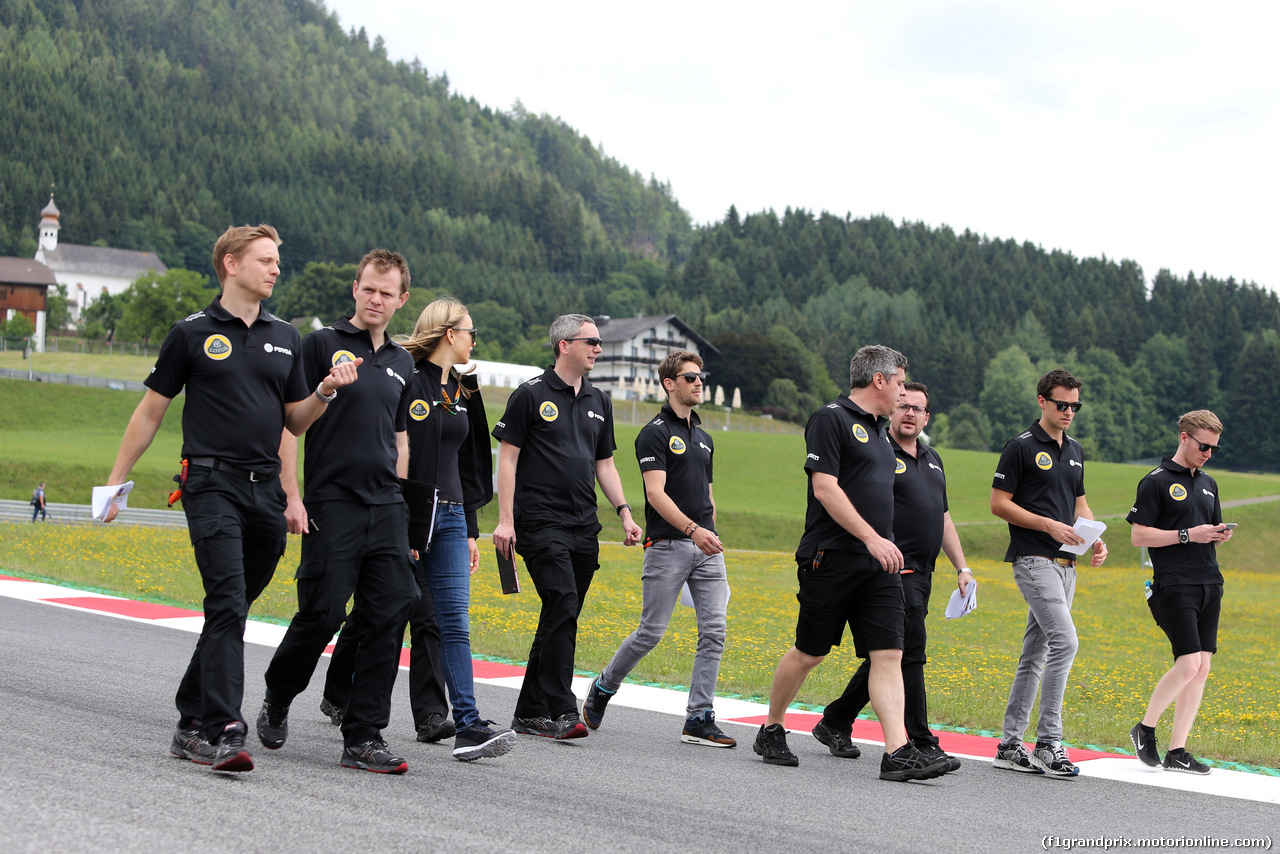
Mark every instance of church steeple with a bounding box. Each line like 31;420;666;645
39;191;60;252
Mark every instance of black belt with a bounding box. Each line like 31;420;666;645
439;500;464;507
187;457;278;482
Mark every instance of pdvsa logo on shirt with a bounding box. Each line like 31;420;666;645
263;342;293;356
895;458;907;474
386;367;405;386
203;335;232;361
1169;484;1188;501
539;401;559;422
1035;452;1053;470
409;400;430;421
669;436;687;455
852;424;869;443
331;350;357;366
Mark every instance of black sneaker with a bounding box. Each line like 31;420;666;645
552;711;589;740
681;711;737;747
1030;740;1080;777
918;742;961;773
170;726;215;765
812;719;861;758
992;739;1045;774
320;697;344;727
1130;722;1160;768
1162;748;1211;775
753;724;799;766
511;716;556;738
340;739;408;774
416;712;457;743
879;742;949;782
452;721;517;761
581;677;615;730
211;722;253;772
256;699;289;750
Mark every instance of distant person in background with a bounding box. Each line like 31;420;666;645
816;381;970;772
31;482;47;522
581;351;735;748
756;345;949;782
990;368;1107;778
1127;410;1232;776
492;314;642;740
104;224;347;773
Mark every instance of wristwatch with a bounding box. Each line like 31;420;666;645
1178;528;1189;544
314;382;338;403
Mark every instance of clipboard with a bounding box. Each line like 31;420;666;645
495;547;521;595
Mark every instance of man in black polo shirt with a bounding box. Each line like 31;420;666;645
492;313;642;739
816;381;971;772
1126;410;1232;776
105;224;357;772
755;345;948;782
581;350;735;747
258;249;418;774
991;368;1107;778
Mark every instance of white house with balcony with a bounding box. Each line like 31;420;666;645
590;314;719;399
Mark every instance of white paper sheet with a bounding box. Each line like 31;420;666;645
944;579;977;619
1059;517;1107;556
91;481;134;522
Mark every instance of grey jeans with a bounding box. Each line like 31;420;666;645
600;538;729;717
1002;555;1079;743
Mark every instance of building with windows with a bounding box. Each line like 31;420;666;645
590;314;718;399
0;257;56;351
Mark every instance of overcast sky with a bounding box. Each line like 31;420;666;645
323;0;1278;290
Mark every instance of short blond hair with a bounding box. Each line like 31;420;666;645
1178;410;1223;436
213;224;280;284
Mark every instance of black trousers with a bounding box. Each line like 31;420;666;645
325;559;448;728
822;569;937;747
263;500;415;747
513;524;600;719
176;465;287;743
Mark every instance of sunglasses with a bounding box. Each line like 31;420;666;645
564;336;602;347
677;371;709;383
1045;397;1083;413
453;326;478;341
1186;435;1221;453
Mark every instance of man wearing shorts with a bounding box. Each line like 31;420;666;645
1126;410;1232;775
755;345;949;782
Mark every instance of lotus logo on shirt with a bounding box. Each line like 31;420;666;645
539;401;559;422
1035;452;1053;470
409;400;430;421
1169;484;1188;501
332;350;357;366
203;335;232;361
895;458;907;474
669;436;687;455
852;424;869;443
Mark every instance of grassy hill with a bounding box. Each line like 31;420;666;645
6;376;1279;569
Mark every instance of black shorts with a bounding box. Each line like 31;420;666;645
1148;582;1222;659
794;550;905;658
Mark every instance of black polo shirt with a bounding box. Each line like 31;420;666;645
492;368;616;529
1126;456;1223;585
992;421;1086;562
145;296;309;474
635;402;715;540
891;437;949;573
796;396;895;561
299;317;413;505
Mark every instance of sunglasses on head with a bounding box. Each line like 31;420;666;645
1045;397;1083;413
1185;434;1221;453
676;371;709;383
564;336;602;347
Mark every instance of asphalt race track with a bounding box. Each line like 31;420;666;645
1;592;1276;853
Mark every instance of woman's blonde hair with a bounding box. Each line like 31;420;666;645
397;296;476;396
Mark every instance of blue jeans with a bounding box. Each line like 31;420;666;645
417;504;481;729
600;538;728;717
1002;556;1079;743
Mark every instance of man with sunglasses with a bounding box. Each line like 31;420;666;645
991;368;1107;778
814;381;970;772
493;314;642;739
581;351;735;747
1126;410;1232;775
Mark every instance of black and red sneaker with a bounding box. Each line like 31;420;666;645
211;721;254;773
